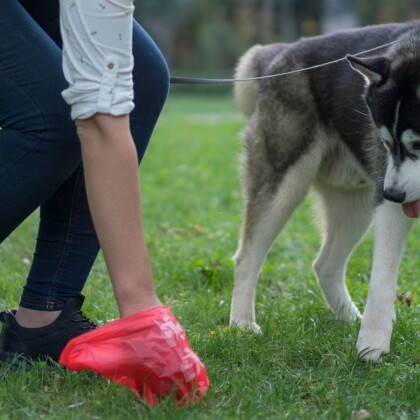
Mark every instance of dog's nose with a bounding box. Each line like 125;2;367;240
383;188;406;203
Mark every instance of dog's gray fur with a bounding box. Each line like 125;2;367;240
230;21;420;362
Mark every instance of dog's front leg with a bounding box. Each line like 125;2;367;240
357;201;412;362
230;248;263;333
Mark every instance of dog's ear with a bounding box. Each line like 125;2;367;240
346;55;389;85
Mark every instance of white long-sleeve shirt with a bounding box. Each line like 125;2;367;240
60;0;135;120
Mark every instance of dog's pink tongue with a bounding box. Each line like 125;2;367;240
402;200;420;218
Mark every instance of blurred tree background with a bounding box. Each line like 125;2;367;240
134;0;420;76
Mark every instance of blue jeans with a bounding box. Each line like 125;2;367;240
0;0;169;310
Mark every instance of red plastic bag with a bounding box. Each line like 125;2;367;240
59;306;209;406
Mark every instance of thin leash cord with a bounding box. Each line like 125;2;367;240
170;38;402;85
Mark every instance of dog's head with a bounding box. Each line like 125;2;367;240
347;31;420;218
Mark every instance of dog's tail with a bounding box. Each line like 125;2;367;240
233;45;264;119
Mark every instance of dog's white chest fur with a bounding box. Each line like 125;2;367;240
317;139;373;190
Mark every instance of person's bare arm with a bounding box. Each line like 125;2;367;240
76;113;160;317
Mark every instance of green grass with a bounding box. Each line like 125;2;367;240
0;92;419;419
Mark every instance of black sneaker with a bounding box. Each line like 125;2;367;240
0;294;96;369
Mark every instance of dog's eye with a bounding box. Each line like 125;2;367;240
412;141;420;151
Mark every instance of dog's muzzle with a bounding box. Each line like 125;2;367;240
383;188;406;203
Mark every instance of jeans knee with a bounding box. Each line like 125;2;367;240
151;56;170;109
132;24;170;120
134;52;169;117
130;43;169;160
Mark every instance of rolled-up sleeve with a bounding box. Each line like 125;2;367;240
59;0;135;120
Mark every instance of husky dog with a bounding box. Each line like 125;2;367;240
230;21;420;362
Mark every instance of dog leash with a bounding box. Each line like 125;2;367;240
170;38;402;85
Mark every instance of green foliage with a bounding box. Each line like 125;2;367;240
356;0;420;24
135;1;420;76
0;93;419;418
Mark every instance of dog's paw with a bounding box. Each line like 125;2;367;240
334;302;361;322
356;326;391;363
229;319;262;334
